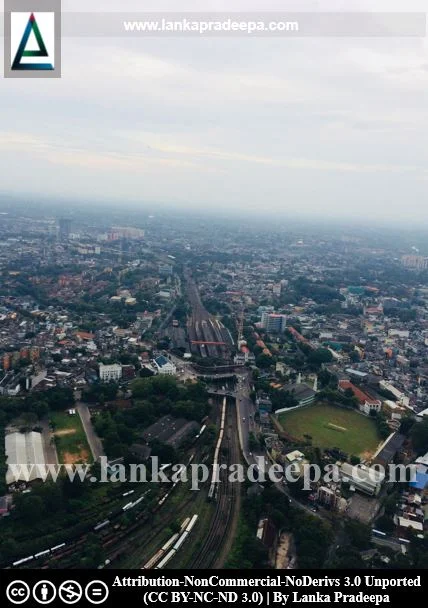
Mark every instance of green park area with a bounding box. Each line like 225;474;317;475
278;403;381;458
51;410;93;464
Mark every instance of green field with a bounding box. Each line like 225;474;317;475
51;411;93;464
278;403;381;457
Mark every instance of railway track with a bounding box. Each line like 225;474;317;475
186;275;233;360
188;405;241;569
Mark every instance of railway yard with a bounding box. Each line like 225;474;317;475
6;396;243;571
3;276;244;571
186;274;234;361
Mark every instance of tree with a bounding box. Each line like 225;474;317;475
19;411;38;430
349;351;360;363
13;494;44;522
328;546;366;569
270;390;298;411
307;348;333;368
84;382;118;405
293;512;333;568
255;354;273;369
249;432;260;451
410;419;428;454
79;534;105;569
376;515;395;534
375;412;391;440
344;388;355;400
400;415;415;436
149;441;176;464
0;537;18;561
318;369;337;389
35;482;63;513
139;367;155;378
345;520;372;550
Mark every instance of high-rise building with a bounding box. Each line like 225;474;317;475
401;255;428;270
58;218;72;240
261;312;287;333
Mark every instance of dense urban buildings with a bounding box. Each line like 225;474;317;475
0;201;427;571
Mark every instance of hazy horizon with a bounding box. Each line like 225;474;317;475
2;0;428;222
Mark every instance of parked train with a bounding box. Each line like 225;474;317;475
208;397;226;500
155;514;199;569
142;517;191;569
12;542;66;567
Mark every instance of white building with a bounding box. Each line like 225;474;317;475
5;432;45;485
340;463;385;496
396;517;424;533
261;312;287;333
379;380;411;409
234;347;255;366
359;399;382;416
153;356;176;375
388;329;410;339
99;363;122;382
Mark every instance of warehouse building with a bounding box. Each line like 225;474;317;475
141;415;200;449
5;431;46;485
340;462;385;497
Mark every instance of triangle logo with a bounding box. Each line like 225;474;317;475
12;13;54;70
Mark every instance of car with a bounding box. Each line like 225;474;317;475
242;417;246;421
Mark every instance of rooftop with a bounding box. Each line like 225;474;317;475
154;355;170;368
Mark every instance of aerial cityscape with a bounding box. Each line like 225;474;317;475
0;201;427;571
2;0;428;590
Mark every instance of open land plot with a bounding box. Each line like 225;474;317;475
278;403;381;457
50;411;93;464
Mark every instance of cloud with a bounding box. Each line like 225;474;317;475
2;0;428;219
0;131;201;172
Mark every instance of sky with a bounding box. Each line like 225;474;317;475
1;0;428;223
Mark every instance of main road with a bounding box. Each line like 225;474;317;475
231;371;325;519
234;370;258;464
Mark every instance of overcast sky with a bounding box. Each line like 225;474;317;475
1;0;428;223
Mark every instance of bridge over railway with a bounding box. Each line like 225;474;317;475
192;363;242;374
196;372;237;380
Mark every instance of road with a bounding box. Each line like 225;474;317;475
207;370;265;468
76;403;105;462
158;304;177;333
167;353;198;382
371;535;404;553
229;372;328;520
234;370;257;464
212;372;405;563
40;419;58;466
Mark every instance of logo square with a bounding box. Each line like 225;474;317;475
11;12;55;71
4;0;61;78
